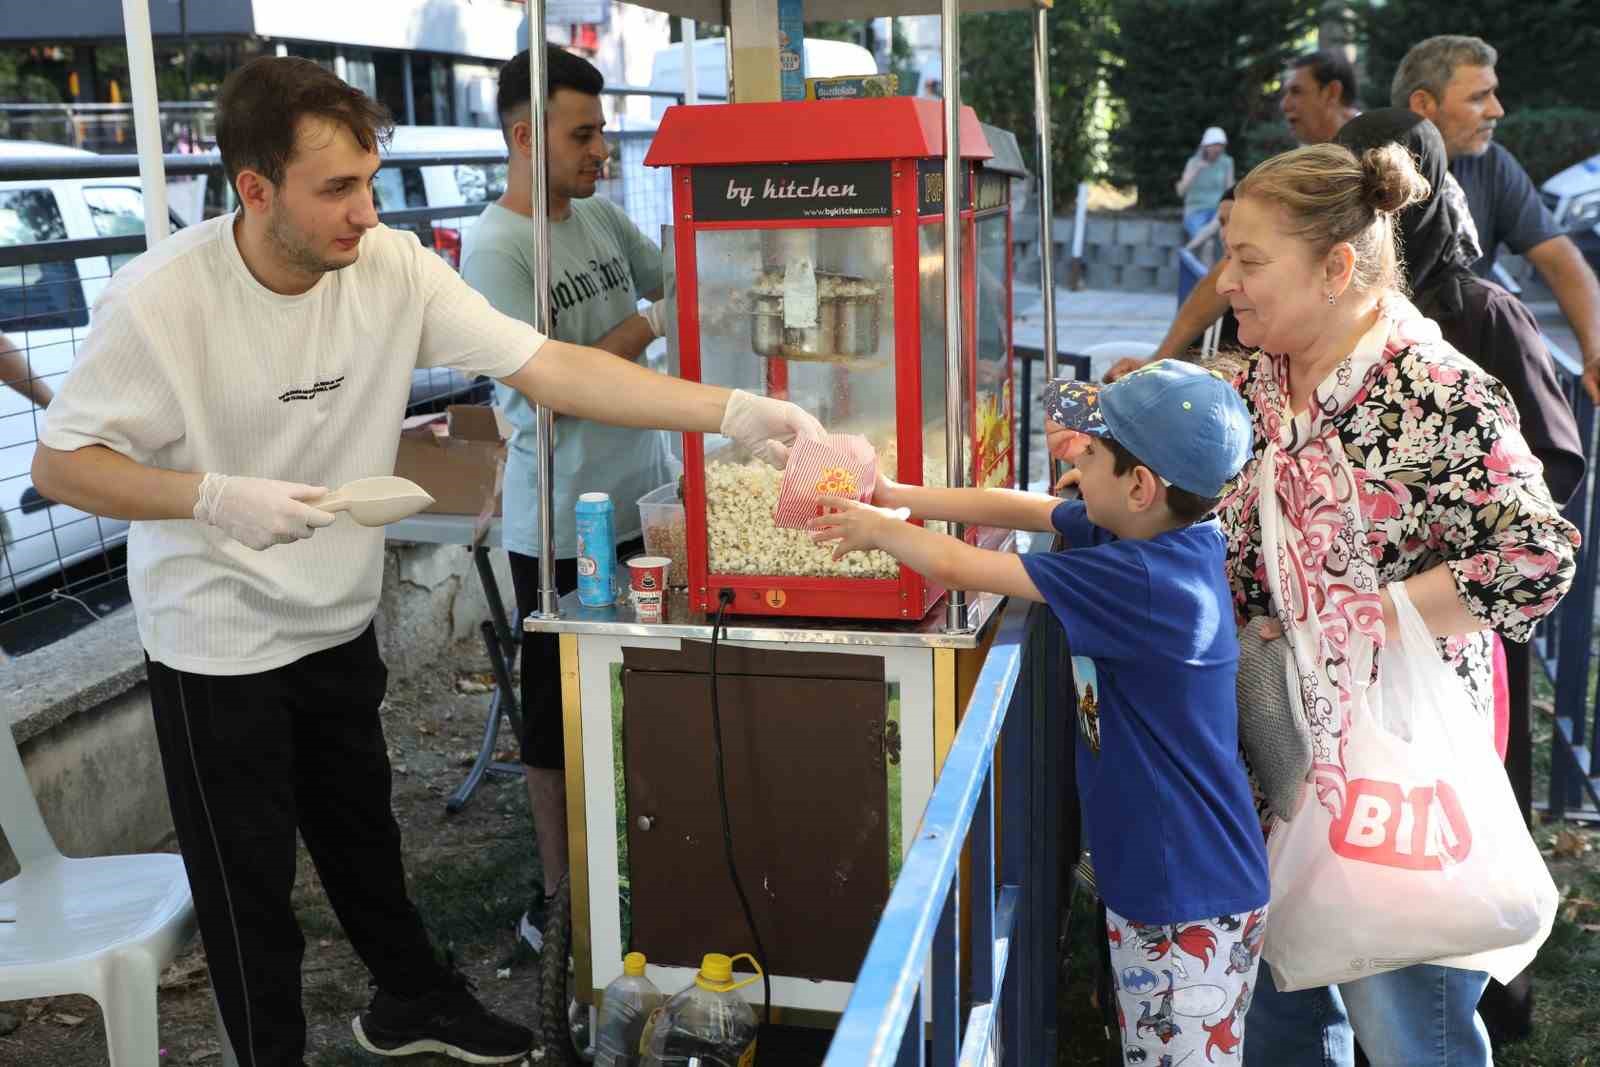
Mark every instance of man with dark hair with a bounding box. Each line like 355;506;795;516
461;46;674;953
32;55;820;1065
1280;50;1359;146
1396;34;1600;404
1109;50;1361;382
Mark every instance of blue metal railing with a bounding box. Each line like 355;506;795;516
826;594;1071;1066
1534;335;1600;819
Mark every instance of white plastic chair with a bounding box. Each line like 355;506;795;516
1;723;235;1066
1079;340;1158;384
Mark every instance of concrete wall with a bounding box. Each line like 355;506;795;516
1;539;514;875
1;684;168;882
1014;211;1188;294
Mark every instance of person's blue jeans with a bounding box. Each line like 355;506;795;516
1245;963;1492;1066
1183;208;1217;239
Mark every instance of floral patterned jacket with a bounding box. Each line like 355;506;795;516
1216;339;1581;716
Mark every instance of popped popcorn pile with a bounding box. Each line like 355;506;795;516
706;460;900;579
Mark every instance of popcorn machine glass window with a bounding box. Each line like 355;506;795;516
644;98;1010;620
694;226;901;582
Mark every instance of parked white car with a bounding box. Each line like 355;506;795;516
1542;153;1600;276
0;139;193;601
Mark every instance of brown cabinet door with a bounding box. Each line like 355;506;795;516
622;668;889;983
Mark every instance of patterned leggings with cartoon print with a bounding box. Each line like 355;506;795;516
1106;904;1267;1065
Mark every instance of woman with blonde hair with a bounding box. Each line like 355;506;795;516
1217;142;1577;1065
1051;140;1580;1064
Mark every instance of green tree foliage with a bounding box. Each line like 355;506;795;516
1355;0;1600;113
959;1;1111;205
1495;107;1600;185
1099;0;1319;206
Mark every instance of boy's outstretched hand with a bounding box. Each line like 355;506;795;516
807;496;912;560
870;470;906;509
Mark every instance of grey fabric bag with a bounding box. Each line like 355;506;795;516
1236;614;1313;822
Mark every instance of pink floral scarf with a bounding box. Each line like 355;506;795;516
1241;310;1441;818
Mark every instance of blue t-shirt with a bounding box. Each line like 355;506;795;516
1019;501;1268;923
1450;142;1563;276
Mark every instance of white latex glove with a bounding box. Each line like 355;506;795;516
643;298;673;339
193;472;337;551
719;388;825;468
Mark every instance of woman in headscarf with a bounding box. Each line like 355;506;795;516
1334;107;1587;1053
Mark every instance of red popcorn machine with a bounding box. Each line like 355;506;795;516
645;97;1023;619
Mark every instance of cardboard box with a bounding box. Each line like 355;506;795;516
393;405;507;517
804;74;899;101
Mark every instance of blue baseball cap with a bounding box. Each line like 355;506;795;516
1044;360;1253;498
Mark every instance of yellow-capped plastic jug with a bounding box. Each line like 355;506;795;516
641;952;761;1066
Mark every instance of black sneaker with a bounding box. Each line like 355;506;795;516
352;974;532;1064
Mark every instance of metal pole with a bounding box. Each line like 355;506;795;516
121;0;169;249
683;18;698;104
180;0;192;100
1032;5;1060;491
723;0;735;102
941;0;968;634
402;56;417;125
527;3;560;618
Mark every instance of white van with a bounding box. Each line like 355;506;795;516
645;37;879;121
375;124;509;269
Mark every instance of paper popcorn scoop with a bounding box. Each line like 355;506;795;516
773;434;878;529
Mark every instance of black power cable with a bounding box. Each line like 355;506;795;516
709;588;772;1025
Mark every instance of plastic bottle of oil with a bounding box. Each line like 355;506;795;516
595;952;663;1067
641;952;762;1067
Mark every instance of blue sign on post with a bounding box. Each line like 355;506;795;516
778;0;806;100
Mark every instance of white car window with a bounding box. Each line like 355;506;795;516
0;188;86;332
453;163;506;205
82;185;148;238
373;167;428;211
82;186;190;272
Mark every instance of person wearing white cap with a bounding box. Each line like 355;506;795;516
1177;126;1235;238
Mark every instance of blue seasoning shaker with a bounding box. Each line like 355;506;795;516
575;492;615;607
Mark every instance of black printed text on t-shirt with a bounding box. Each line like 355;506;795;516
549;254;633;332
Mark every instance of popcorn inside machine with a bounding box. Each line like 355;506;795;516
645;97;1021;619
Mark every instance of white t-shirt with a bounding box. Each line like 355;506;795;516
41;214;544;675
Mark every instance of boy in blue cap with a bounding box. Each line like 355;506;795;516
810;359;1269;1063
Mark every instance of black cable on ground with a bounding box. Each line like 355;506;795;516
709;589;772;1025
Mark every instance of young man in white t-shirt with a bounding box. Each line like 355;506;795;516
32;57;817;1066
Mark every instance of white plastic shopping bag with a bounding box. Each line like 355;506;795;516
1262;583;1558;992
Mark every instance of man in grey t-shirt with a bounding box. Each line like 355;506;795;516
461;47;675;954
1396;34;1600;402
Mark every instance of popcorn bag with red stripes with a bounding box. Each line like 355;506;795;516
773;434;879;529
